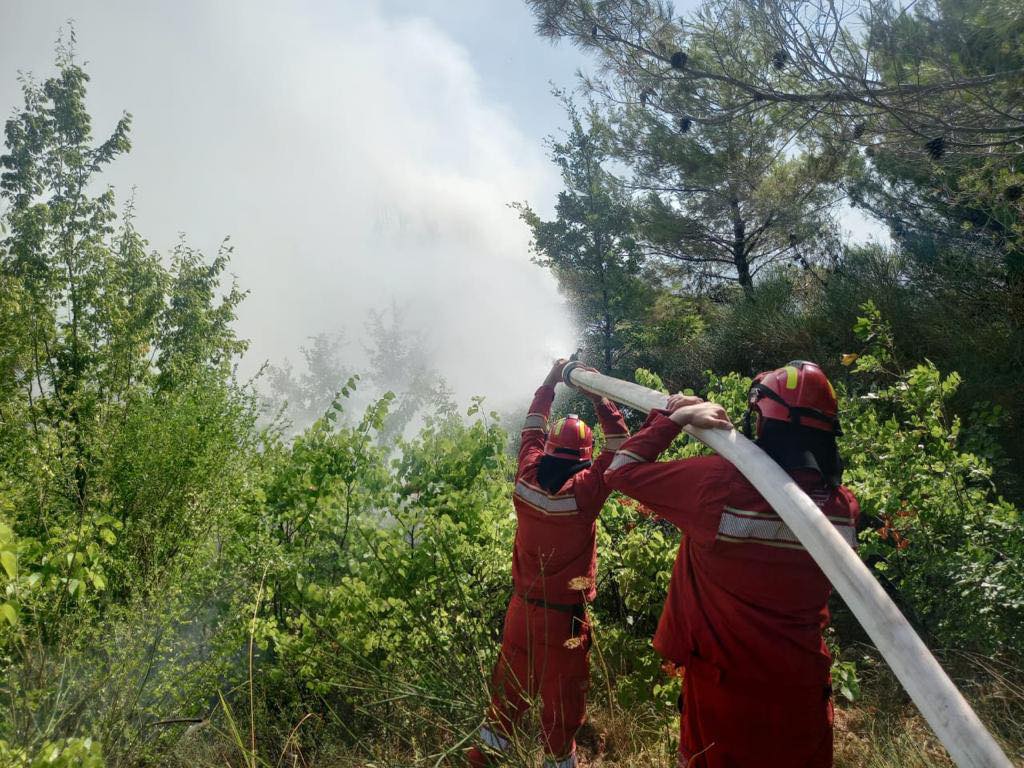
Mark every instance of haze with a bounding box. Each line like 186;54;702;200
0;0;602;408
1;0;882;411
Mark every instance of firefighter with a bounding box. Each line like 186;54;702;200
604;361;860;768
467;358;629;768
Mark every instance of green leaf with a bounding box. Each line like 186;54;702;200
0;602;17;626
99;528;117;545
0;550;17;579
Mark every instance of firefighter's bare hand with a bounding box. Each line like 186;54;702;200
669;401;733;430
544;358;569;387
665;393;703;411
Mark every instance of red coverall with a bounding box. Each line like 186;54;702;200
605;411;860;768
470;384;628;768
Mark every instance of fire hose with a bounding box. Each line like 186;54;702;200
561;361;1012;768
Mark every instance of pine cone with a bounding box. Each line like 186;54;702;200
925;136;945;160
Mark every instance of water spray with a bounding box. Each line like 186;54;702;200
562;361;1012;768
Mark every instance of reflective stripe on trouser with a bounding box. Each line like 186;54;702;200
483;595;590;760
478;726;509;752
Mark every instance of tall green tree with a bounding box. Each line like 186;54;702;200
529;0;1024;286
529;2;851;295
516;102;652;374
623;99;846;295
364;304;454;441
267;331;351;430
528;0;1024;161
0;46;255;631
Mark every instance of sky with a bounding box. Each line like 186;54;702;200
0;0;883;410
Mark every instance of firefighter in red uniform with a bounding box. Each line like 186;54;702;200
605;361;859;768
467;358;629;768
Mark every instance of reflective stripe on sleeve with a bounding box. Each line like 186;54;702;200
603;433;629;450
514;481;579;515
479;726;510;752
522;412;548;432
716;506;857;550
608;449;646;471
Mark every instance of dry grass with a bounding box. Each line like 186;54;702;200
831;650;1023;768
170;651;1024;768
833;705;955;768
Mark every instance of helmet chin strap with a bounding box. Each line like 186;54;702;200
742;408;755;438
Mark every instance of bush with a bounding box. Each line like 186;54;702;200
841;302;1024;653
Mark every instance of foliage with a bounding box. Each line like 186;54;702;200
0;737;103;768
265;332;350;431
522;0;1024;490
0;47;260;766
515;99;652;375
527;0;1024;161
854;0;1024;274
841;302;1024;652
522;5;853;297
363;303;456;441
239;392;516;762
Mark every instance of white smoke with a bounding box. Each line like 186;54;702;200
0;0;578;410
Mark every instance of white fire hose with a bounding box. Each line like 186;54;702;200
562;361;1012;768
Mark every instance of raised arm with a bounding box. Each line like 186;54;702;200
593;395;629;458
517;359;568;470
568;391;630;511
604;398;733;530
567;365;629;463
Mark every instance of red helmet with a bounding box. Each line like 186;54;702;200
747;361;841;435
544;414;594;461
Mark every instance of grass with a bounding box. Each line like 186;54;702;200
171;648;1024;767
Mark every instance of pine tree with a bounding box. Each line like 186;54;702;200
515;101;652;374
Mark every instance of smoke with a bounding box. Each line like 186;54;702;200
0;0;578;411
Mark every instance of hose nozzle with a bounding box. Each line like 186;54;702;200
562;360;584;388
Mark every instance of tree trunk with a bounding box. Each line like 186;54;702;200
593;228;614;374
731;197;753;296
602;283;613;373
